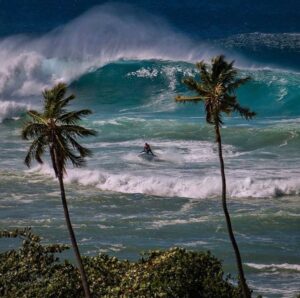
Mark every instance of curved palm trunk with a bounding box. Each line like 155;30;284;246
215;125;251;298
57;173;91;298
50;147;91;298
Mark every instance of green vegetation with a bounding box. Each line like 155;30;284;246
0;228;242;298
176;55;255;298
21;83;96;297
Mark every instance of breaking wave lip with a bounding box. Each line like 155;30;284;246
0;3;220;100
0;100;31;122
0;12;297;131
2;4;296;102
26;164;300;199
246;263;300;272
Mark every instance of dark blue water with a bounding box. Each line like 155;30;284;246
1;1;299;37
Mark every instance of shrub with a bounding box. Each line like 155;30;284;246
0;228;242;297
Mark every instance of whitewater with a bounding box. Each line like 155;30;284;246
0;3;299;297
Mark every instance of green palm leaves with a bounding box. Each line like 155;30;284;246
22;82;96;176
176;55;256;126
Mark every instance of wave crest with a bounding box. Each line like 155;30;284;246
0;100;30;122
27;164;300;199
246;262;300;272
0;3;216;99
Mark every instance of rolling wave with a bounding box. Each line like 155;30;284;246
1;3;298;105
27;163;300;199
0;100;31;122
0;3;217;100
246;262;300;272
71;60;300;118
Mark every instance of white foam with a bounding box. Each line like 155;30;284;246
127;67;159;78
27;163;300;199
0;100;31;122
180;240;208;247
151;217;209;229
0;3;216;100
92;117;146;126
246;263;300;272
127;65;197;91
89;138;235;165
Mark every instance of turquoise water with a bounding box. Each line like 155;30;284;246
0;60;299;297
0;2;300;297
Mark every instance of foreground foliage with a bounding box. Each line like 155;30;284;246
0;228;242;297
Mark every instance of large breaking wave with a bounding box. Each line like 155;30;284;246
0;3;217;100
0;3;299;123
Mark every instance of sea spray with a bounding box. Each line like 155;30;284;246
0;100;31;122
0;3;218;100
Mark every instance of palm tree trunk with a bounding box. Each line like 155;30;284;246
57;173;91;298
215;125;251;298
49;146;91;297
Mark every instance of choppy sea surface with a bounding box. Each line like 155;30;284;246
0;2;299;297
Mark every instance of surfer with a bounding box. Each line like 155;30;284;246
142;142;155;156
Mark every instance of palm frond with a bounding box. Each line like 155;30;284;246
22;82;95;176
58;94;76;110
60;125;97;138
43;83;74;119
232;103;256;119
212;55;227;82
27;110;48;124
53;82;68;101
24;135;47;167
226;77;251;93
175;95;202;103
182;77;199;91
22;122;47;140
196;61;211;85
66;150;86;168
175;55;255;127
66;135;93;158
58;109;92;124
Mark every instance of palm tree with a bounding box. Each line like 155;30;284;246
22;82;96;298
175;55;255;298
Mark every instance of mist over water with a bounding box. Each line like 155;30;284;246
0;2;300;297
0;3;218;101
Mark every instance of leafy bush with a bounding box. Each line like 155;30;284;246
115;249;241;297
0;228;80;297
0;228;242;297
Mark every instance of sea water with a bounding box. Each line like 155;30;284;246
0;2;299;297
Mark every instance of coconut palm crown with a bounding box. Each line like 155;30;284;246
176;55;255;126
22;82;96;298
22;82;96;175
176;55;255;298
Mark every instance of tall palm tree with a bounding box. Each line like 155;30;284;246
175;55;255;298
22;82;96;298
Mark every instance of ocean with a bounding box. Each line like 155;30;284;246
0;1;299;297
